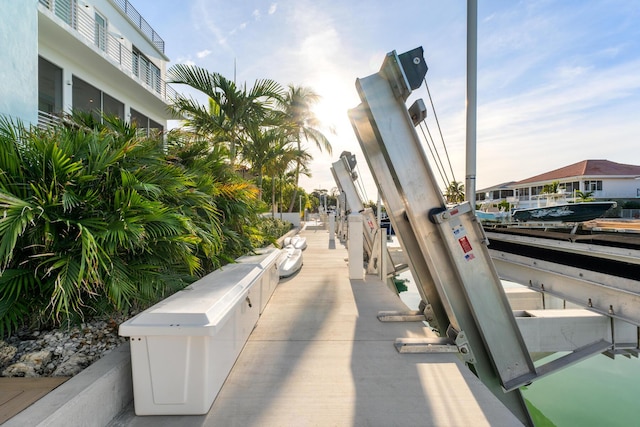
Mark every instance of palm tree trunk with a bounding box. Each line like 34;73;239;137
271;176;276;218
287;161;300;212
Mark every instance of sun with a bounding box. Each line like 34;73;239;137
310;76;360;140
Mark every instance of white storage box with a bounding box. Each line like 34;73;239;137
119;263;262;415
236;247;280;313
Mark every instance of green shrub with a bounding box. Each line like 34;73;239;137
0;115;225;336
249;217;292;248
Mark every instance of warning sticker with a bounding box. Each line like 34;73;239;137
458;236;472;253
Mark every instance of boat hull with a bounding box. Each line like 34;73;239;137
277;246;303;278
512;202;616;223
284;236;307;250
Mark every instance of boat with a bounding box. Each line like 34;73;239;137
512;201;616;222
476;209;510;223
277;245;303;278
284;235;307;250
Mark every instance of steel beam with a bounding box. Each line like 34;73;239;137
492;250;640;327
485;231;640;266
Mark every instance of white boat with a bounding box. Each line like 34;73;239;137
277;245;303;278
476;209;509;223
511;192;616;223
283;235;307;250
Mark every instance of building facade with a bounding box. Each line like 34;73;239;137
1;0;174;131
478;160;640;210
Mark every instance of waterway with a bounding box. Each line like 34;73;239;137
397;274;640;426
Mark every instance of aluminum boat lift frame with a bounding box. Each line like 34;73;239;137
330;154;407;279
346;47;627;424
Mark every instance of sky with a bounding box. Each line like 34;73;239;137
133;0;640;201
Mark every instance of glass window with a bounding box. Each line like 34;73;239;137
584;180;603;191
500;189;514;199
95;12;107;51
38;57;63;114
132;48;161;94
149;118;163;133
130;108;148;133
516;187;529;200
103;93;124;120
72;76;101;119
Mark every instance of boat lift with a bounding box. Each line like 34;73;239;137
347;47;639;425
330;154;407;281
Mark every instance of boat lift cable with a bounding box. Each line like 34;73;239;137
354;162;369;203
417;121;450;190
423;77;457;185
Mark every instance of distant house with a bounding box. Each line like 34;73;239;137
1;0;174;132
478;160;640;210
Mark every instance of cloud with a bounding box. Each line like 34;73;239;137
269;3;277;15
252;9;260;20
193;0;230;50
177;58;195;66
196;49;212;58
472;58;640;186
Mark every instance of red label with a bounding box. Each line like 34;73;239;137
458;236;472;253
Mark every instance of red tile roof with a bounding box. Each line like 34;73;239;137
515;160;640;185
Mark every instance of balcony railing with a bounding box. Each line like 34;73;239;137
111;0;165;53
38;0;176;103
38;110;63;129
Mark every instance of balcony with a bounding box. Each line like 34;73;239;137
38;0;176;104
111;0;165;53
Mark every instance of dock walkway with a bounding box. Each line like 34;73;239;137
110;224;522;426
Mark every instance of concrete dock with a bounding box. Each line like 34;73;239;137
108;224;522;426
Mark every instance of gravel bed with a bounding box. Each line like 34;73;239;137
0;316;129;378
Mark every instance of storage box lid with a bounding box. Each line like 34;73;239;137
235;247;280;269
119;263;261;336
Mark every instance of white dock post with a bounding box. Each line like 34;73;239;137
348;213;364;280
329;213;336;241
379;229;388;281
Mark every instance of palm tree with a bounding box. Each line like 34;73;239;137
240;125;290;198
168;64;284;163
575;190;595;202
279;85;332;212
542;181;560;194
444;181;465;204
265;144;310;217
165;128;262;264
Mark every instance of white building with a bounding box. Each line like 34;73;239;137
1;0;174;131
478;159;640;210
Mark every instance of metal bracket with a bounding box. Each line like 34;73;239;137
430;202;473;224
394;337;459;354
422;303;438;327
377;310;426;322
408;99;427;126
454;331;476;364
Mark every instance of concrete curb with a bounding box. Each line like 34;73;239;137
4;343;133;427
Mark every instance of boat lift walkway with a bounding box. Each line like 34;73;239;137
110;224;522;426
